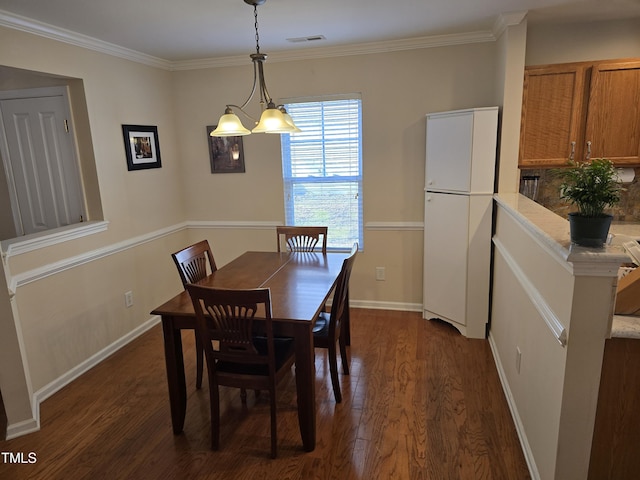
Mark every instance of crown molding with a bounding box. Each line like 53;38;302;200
0;9;500;72
0;10;171;69
171;30;497;70
493;11;528;38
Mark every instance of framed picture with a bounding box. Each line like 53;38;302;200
207;126;245;173
122;125;162;171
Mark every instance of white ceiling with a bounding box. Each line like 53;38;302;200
1;0;639;63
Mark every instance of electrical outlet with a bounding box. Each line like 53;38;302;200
375;267;385;281
125;291;134;308
516;347;522;374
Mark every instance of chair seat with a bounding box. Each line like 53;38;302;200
313;312;335;350
312;312;329;334
217;337;294;375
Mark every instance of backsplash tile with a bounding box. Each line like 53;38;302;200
520;168;640;223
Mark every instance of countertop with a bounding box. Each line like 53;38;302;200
612;315;640;339
610;223;640;239
493;193;630;266
610;225;640;338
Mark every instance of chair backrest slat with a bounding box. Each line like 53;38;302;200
172;240;217;286
186;286;275;369
276;226;328;254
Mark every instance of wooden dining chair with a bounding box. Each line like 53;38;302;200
171;240;217;389
276;226;328;253
313;242;358;403
185;285;296;458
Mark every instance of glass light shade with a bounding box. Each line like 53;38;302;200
252;108;297;134
210;112;251;136
282;111;301;133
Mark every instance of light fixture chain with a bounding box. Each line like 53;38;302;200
210;0;300;136
254;5;260;54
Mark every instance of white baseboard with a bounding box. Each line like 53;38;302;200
351;300;423;312
5;315;160;440
5;415;39;440
487;332;539;480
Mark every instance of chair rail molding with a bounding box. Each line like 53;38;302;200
5;222;186;294
493;236;567;346
365;221;424;231
188;220;281;230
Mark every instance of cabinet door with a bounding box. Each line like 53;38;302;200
518;64;589;167
426;111;473;193
423;193;469;325
585;60;640;165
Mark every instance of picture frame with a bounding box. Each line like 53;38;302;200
207;125;245;173
122;124;162;171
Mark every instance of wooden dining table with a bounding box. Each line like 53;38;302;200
150;250;350;452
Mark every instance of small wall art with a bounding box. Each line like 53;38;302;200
122;124;162;171
207;125;245;173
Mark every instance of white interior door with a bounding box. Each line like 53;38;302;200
0;87;84;236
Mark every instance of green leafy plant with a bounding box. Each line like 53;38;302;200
556;158;622;218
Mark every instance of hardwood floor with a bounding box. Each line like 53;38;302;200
0;309;530;479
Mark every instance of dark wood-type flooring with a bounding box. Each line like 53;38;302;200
0;309;530;479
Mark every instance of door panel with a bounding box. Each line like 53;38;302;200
585;61;640;165
518;64;588;167
423;192;469;325
0;92;84;236
426;111;473;193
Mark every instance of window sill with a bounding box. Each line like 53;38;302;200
1;221;109;257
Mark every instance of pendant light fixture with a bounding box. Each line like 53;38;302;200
210;0;300;137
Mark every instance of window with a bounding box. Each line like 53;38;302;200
281;95;363;250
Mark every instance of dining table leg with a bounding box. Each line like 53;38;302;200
161;315;187;434
293;322;316;451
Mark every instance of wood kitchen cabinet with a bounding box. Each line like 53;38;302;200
585;60;640;165
519;58;640;167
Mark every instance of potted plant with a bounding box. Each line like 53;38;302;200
556;158;623;247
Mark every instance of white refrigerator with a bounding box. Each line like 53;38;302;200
423;107;499;338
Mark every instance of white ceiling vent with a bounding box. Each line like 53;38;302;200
286;35;327;43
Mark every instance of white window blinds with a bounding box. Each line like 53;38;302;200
281;96;363;250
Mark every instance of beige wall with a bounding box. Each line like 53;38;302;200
496;19;528;194
171;44;500;305
0;26;188;435
0;256;33;430
525;17;640;66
